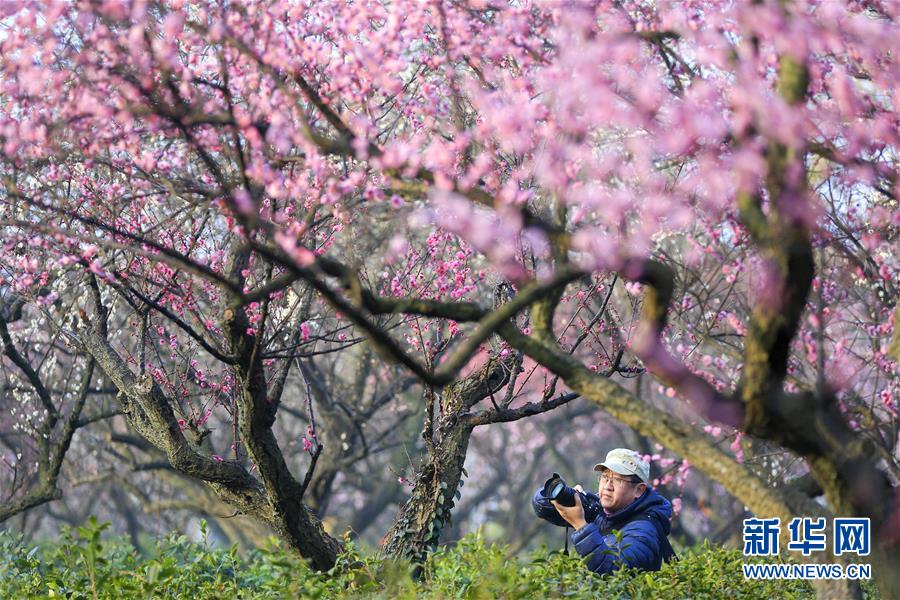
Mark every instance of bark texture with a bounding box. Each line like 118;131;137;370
74;279;343;570
381;355;513;564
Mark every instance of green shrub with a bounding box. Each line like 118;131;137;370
0;521;881;599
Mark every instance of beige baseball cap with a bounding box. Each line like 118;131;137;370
593;448;650;484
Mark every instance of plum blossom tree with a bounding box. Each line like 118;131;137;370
1;1;897;597
0;291;105;522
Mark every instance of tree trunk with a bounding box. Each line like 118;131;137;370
77;296;344;571
381;354;513;564
380;422;473;564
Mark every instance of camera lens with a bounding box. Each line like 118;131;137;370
550;482;564;498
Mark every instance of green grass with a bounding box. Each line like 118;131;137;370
0;518;879;599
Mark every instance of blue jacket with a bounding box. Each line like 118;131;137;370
532;486;673;574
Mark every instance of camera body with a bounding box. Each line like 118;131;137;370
541;472;602;524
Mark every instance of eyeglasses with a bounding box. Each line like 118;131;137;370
598;473;639;488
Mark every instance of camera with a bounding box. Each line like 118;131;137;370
541;472;602;523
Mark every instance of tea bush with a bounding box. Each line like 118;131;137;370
0;519;879;599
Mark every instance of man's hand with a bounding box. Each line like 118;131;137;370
551;485;588;530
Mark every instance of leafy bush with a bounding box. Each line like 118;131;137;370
0;520;879;599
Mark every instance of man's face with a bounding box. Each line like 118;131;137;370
597;467;646;513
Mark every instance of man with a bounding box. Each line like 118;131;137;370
532;448;675;574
